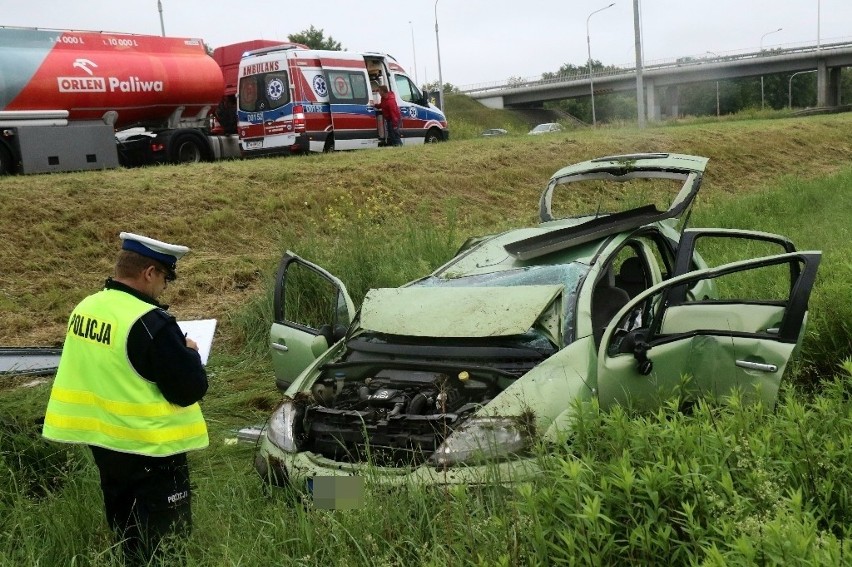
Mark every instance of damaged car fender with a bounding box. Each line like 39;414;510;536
477;337;598;441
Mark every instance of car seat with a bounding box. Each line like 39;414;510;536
615;256;648;299
592;266;631;346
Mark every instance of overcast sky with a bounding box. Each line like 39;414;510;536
2;1;849;88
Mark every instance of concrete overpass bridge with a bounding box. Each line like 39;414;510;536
461;40;852;121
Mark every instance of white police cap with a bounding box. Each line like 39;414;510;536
119;232;189;279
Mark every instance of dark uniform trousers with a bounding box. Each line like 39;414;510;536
90;445;192;563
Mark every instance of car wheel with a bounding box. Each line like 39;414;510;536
424;128;443;144
170;134;205;164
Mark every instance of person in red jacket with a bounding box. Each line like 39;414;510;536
376;85;403;146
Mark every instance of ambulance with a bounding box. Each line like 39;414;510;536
236;46;449;155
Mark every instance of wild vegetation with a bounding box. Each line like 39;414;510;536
1;104;851;565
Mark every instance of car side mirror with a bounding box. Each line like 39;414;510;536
311;324;334;357
332;324;347;343
632;337;654;376
310;334;329;358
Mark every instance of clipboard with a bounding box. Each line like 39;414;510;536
177;319;217;365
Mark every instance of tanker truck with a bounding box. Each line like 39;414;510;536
0;27;284;175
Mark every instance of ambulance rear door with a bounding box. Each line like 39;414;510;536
237;56;297;153
318;54;378;150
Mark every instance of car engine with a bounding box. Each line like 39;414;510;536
301;367;497;466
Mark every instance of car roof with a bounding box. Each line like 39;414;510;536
547;152;708;180
505;153;708;261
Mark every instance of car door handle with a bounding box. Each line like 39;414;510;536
735;360;777;372
271;343;288;352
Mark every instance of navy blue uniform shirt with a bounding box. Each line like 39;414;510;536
104;278;208;407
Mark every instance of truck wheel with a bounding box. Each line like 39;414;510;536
171;135;205;164
0;145;14;175
424;128;443;144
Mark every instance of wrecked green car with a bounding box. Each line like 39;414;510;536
254;153;821;489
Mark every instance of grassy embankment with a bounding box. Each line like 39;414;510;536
0;108;851;565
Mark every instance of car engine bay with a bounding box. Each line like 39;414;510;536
293;334;556;466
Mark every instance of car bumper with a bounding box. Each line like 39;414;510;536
254;435;541;490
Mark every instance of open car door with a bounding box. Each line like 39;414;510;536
269;252;355;391
596;246;821;412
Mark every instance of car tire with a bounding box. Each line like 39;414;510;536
424;128;443;144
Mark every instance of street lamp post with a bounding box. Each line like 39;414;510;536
409;21;418;85
706;52;720;117
759;27;782;109
434;0;444;110
587;3;615;127
157;0;165;36
788;69;817;108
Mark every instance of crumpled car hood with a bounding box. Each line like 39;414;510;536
359;285;563;338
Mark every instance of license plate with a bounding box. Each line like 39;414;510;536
308;476;365;510
244;140;263;150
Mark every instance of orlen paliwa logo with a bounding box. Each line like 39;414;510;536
57;58;164;93
57;76;107;93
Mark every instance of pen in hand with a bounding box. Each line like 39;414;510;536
184;332;200;352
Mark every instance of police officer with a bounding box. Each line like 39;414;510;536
43;232;209;564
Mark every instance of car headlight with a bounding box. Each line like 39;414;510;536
266;400;302;453
428;417;529;468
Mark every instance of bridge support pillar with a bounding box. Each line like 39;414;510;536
643;80;680;121
645;78;659;122
818;61;828;107
817;62;842;107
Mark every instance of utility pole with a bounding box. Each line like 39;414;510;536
817;0;821;50
409;21;419;85
434;0;444;110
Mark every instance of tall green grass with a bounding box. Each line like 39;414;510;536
226;203;461;359
2;116;852;565
3;363;850;565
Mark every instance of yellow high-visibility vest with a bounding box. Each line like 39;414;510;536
43;289;208;456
